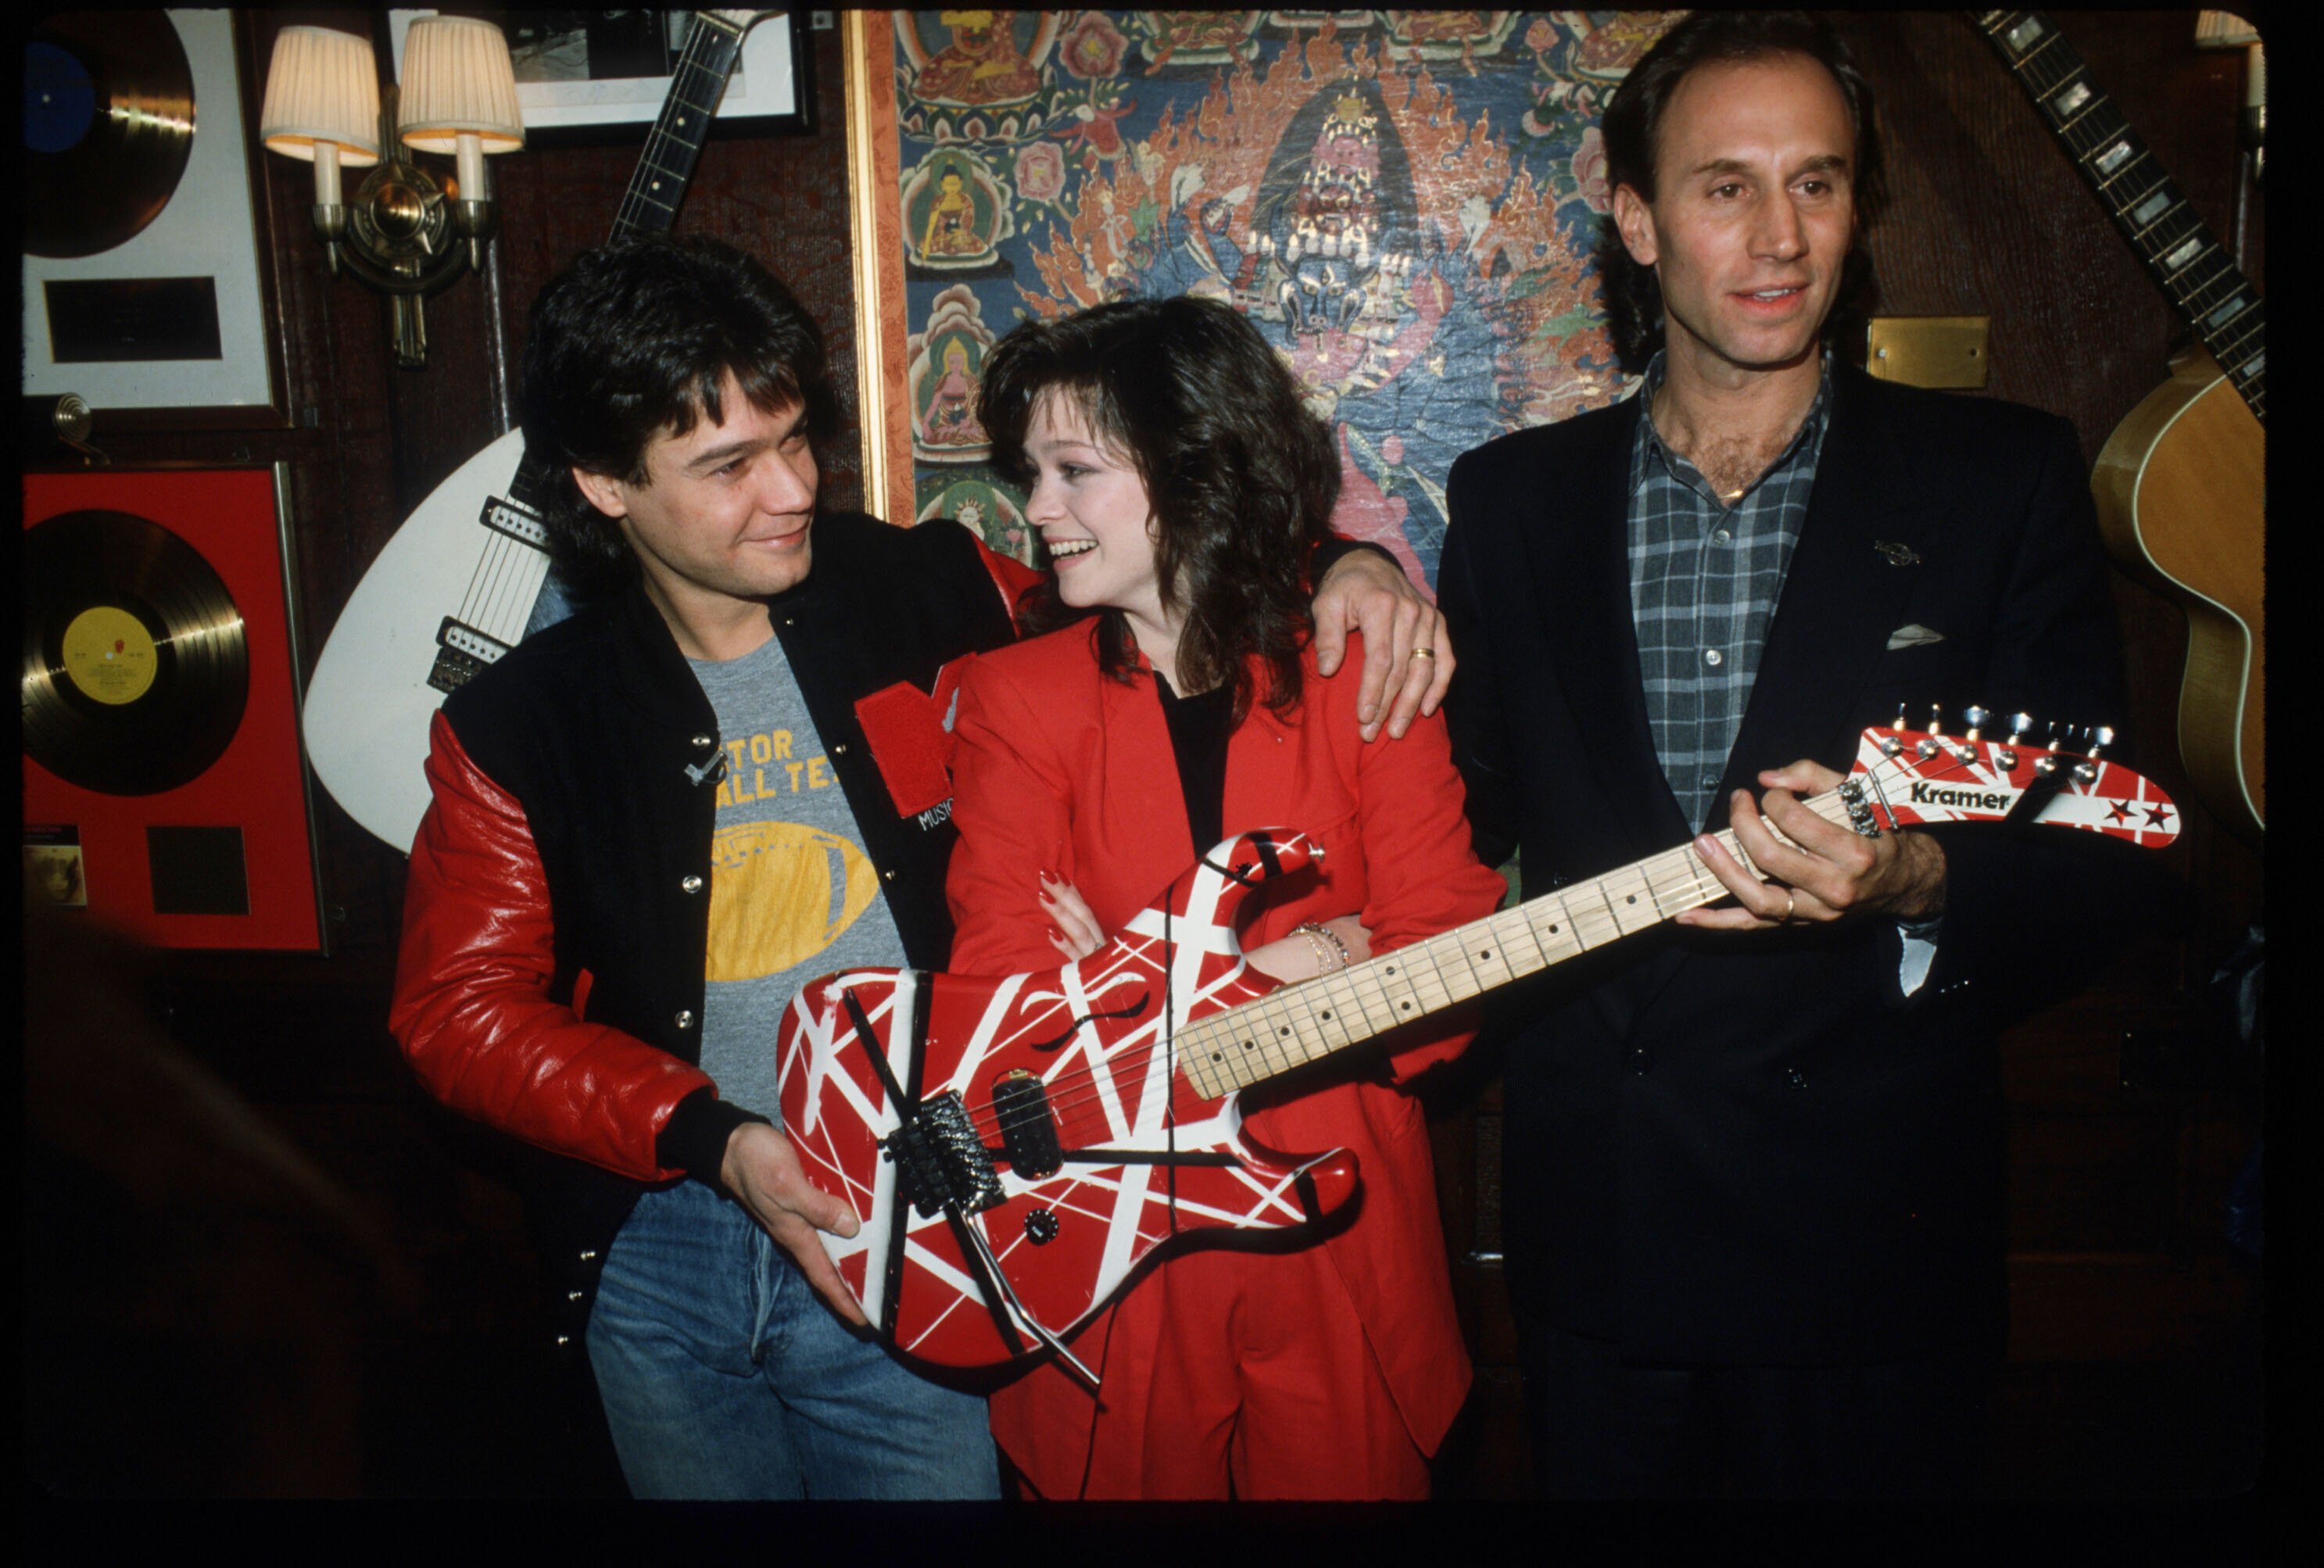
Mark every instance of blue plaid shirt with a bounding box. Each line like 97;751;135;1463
1628;352;1833;830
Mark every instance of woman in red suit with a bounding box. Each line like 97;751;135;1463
945;295;1506;1499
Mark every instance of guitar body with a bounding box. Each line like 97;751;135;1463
2092;350;2265;844
302;428;541;851
778;830;1357;1370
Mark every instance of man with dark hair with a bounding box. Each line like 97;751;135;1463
1440;13;2149;1496
388;234;1450;1499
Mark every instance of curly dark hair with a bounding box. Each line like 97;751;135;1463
1596;11;1885;373
976;295;1337;724
518;235;839;602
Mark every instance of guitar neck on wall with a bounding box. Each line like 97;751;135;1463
299;11;771;853
1977;10;2264;424
1977;10;2265;847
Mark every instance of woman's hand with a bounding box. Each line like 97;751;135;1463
1244;915;1373;984
1039;872;1105;961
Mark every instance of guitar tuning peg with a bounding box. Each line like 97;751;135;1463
1928;703;1946;737
1995;711;2032;771
1892;702;1910;732
2035;721;2064;776
2072;724;2115;784
1962;705;1990;739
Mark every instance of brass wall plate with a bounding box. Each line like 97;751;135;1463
1865;315;1992;388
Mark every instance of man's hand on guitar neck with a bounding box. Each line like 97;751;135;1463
1677;758;1948;931
721;1122;869;1326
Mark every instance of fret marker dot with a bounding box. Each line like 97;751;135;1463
1479;950;1492;961
1626;896;1636;904
1321;1010;1333;1020
1401;1002;1413;1012
1279;1027;1291;1037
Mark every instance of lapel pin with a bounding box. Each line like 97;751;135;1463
1874;540;1921;566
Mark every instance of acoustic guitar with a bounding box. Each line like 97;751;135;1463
299;11;776;854
776;718;2180;1374
1978;10;2265;845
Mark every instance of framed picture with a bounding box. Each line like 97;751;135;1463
22;10;291;429
22;466;326;954
843;9;1674;585
389;9;809;142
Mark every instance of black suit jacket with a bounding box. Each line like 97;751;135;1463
1439;363;2151;1366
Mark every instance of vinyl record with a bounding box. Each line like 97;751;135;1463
25;13;196;260
23;510;249;796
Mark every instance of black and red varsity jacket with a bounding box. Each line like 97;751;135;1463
389;510;1033;1344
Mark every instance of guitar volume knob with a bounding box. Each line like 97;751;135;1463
1024;1208;1060;1245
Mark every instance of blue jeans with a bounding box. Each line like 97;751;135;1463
585;1180;1000;1499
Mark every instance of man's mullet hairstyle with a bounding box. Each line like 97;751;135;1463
976;293;1339;725
1595;11;1886;374
519;234;840;603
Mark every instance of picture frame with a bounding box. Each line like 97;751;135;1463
22;464;327;954
21;10;293;431
389;9;810;143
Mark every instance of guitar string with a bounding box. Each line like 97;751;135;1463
954;784;1885;1149
962;810;1845;1141
954;743;2126;1144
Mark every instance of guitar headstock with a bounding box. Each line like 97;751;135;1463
1848;706;2180;847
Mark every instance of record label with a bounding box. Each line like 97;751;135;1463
61;605;159;705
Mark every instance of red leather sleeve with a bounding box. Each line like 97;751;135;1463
971;535;1045;635
388;710;713;1181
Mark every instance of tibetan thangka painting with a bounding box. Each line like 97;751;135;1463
849;9;1681;590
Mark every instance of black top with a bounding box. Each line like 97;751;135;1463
1152;671;1235;854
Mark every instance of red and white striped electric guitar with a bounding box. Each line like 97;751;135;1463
776;718;2178;1375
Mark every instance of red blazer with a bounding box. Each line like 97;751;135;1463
946;621;1507;1455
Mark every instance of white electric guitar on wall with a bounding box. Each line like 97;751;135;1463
301;10;774;852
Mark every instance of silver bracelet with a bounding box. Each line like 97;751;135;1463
1293;920;1349;974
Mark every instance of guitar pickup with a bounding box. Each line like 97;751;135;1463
478;496;548;549
426;618;512;694
884;1090;1006;1218
992;1069;1061;1180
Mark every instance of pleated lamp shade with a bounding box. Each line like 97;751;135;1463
259;25;381;166
397;15;525;156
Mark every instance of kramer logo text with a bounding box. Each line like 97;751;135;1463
1907;780;2014;812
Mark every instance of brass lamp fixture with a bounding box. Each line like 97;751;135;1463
259;18;524;367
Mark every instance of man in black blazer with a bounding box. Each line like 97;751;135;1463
1439;13;2150;1496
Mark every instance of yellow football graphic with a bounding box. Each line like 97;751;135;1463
704;818;880;982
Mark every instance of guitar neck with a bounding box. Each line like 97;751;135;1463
609;11;750;239
1180;795;1844;1098
1977;11;2265;424
500;13;757;514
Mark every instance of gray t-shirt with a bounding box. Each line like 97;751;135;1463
688;634;908;1126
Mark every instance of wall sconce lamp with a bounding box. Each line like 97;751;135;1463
259;18;523;367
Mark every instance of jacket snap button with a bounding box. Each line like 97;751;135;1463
691;734;714;749
682;874;704;893
1630;1048;1652;1074
1787;1067;1807;1090
578;1250;598;1262
675;1009;695;1029
882;868;896;882
833;742;848;755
